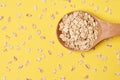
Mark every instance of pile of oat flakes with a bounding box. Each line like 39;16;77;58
58;11;99;51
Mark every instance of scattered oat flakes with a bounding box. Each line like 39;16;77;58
78;60;83;65
16;1;22;6
116;54;120;60
24;60;29;66
33;5;37;10
40;36;46;40
106;44;112;48
49;40;55;44
58;52;63;57
115;72;120;76
94;6;99;11
21;41;25;45
8;60;12;64
66;0;71;3
7;17;11;22
70;4;75;8
41;53;45;58
12;32;17;37
41;0;46;3
58;64;62;70
50;14;55;20
48;50;52;55
16;78;20;80
41;77;46;80
16;46;20;50
28;35;32;40
26;78;32;80
38;68;43;73
2;76;6;80
0;16;4;20
32;24;37;29
18;64;23;69
84;75;89;79
60;76;65;80
36;30;41;35
108;9;112;14
114;50;119;54
17;13;22;18
70;66;75;71
6;66;11;71
0;3;6;7
42;8;47;12
81;0;85;3
85;64;90;69
55;11;59;15
89;2;94;7
117;61;120;64
48;23;52;27
3;42;7;47
36;57;41;62
80;53;85;58
39;14;43;19
53;69;57;74
3;48;7;52
26;13;32;17
13;56;18;61
1;26;6;30
37;48;43;52
104;6;109;12
68;50;72;54
27;48;31;52
5;35;10;39
105;0;109;3
102;56;107;60
92;68;97;72
102;66;107;72
18;25;26;30
9;45;13;49
62;4;66;9
96;53;102;58
51;2;56;5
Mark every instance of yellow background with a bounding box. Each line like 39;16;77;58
0;0;120;80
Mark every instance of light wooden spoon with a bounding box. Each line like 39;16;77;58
56;11;120;51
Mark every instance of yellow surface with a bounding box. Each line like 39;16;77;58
0;0;120;80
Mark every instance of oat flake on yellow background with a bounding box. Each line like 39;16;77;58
0;0;120;80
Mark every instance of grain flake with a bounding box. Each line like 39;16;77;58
40;36;46;40
60;76;65;80
36;57;41;62
48;50;52;55
102;66;107;72
13;56;18;61
70;66;75;71
0;16;4;20
58;64;62;70
85;64;90;69
18;64;23;69
25;60;29;66
38;68;43;73
2;76;6;80
84;75;89;79
53;69;57;74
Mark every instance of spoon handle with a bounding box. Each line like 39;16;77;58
108;23;120;37
100;21;120;40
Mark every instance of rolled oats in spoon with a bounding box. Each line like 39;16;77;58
57;11;99;51
56;11;120;51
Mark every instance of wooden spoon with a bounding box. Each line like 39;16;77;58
56;11;120;51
